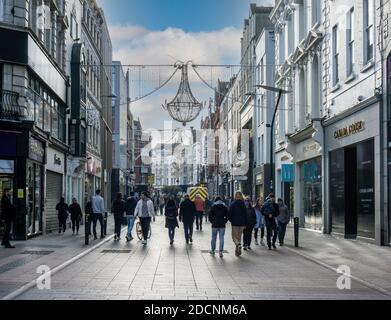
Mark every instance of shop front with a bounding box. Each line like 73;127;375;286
0;126;46;240
287;133;323;231
325;101;381;243
85;154;102;203
44;146;65;233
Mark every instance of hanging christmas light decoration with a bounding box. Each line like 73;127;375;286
163;62;204;126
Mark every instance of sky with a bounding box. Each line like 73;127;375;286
97;0;274;131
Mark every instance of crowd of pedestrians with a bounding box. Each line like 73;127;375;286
1;186;290;255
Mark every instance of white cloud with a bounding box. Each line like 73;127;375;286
109;24;242;129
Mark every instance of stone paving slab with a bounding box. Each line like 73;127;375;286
0;217;118;299
7;216;391;300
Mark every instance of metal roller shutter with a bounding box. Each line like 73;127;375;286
45;171;63;233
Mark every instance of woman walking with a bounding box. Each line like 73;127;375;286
228;191;247;257
254;199;266;246
243;197;257;251
165;198;179;245
208;197;229;258
112;193;125;241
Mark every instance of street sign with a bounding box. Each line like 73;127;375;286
234;176;248;181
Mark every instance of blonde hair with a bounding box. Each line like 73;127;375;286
235;191;244;201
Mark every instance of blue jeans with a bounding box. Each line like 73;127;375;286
127;215;136;238
211;228;225;252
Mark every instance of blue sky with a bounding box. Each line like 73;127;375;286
98;0;268;32
97;0;273;130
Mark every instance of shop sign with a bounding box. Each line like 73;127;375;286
256;174;263;185
334;121;365;139
46;148;64;173
282;164;295;183
29;137;45;163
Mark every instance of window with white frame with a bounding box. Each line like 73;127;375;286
364;0;374;63
312;0;321;27
347;7;355;76
332;25;339;86
279;30;285;64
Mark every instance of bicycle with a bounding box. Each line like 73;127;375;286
136;221;152;240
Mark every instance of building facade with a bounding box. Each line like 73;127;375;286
111;61;134;200
0;0;113;240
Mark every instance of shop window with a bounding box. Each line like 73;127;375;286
302;157;322;231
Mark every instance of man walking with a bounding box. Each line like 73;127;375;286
208;196;229;258
261;194;280;250
1;188;16;248
228;191;247;257
124;192;137;242
179;194;196;245
277;198;290;246
68;198;83;235
112;193;125;241
194;194;205;231
92;190;105;240
135;191;155;245
56;197;69;234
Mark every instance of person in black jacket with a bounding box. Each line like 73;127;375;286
228;191;247;257
243;197;257;251
56;197;69;234
125;193;138;242
112;193;125;241
68;198;83;235
208;197;229;258
85;199;93;236
261;193;280;250
165;198;179;245
179;194;196;245
1;188;16;248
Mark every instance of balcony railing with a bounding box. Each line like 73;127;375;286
0;90;25;121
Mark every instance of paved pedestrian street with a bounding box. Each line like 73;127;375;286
1;216;389;300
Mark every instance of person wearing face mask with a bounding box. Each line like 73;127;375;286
243;197;257;251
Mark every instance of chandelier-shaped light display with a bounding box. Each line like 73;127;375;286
163;62;203;126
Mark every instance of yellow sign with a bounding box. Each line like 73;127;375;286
188;187;208;201
18;189;24;199
147;175;155;185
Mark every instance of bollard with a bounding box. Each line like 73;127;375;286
85;214;90;245
103;212;108;236
294;217;299;248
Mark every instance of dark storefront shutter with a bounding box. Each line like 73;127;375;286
45;171;63;233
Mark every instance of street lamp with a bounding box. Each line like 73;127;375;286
256;85;291;193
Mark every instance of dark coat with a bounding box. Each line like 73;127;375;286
245;207;257;229
209;201;229;228
85;201;93;215
165;203;179;229
68;203;83;221
1;195;15;222
125;197;137;216
112;199;125;216
228;200;247;227
56;202;69;220
179;199;196;223
261;200;280;224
